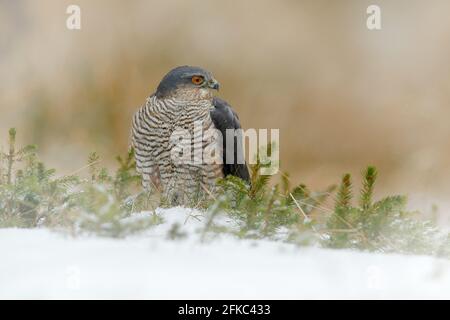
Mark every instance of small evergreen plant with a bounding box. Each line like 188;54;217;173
0;129;448;256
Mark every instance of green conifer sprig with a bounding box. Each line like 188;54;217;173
335;173;352;211
360;166;377;210
114;148;140;200
7;128;16;184
88;152;101;182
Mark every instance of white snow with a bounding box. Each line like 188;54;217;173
0;207;449;299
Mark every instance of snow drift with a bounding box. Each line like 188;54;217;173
0;208;449;299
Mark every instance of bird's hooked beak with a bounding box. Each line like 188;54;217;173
208;78;220;91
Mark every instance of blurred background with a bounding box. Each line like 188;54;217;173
1;0;450;221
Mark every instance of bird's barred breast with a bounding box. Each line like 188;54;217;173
131;96;223;203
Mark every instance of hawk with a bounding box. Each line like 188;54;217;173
131;66;250;205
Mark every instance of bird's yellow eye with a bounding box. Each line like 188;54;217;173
191;76;204;85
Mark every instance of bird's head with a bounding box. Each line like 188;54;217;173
155;66;220;101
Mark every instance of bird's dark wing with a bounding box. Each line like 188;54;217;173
210;97;250;183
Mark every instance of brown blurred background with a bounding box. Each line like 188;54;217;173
1;0;450;220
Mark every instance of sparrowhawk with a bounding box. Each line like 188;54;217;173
131;66;250;205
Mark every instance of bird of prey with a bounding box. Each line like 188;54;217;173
131;66;250;205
